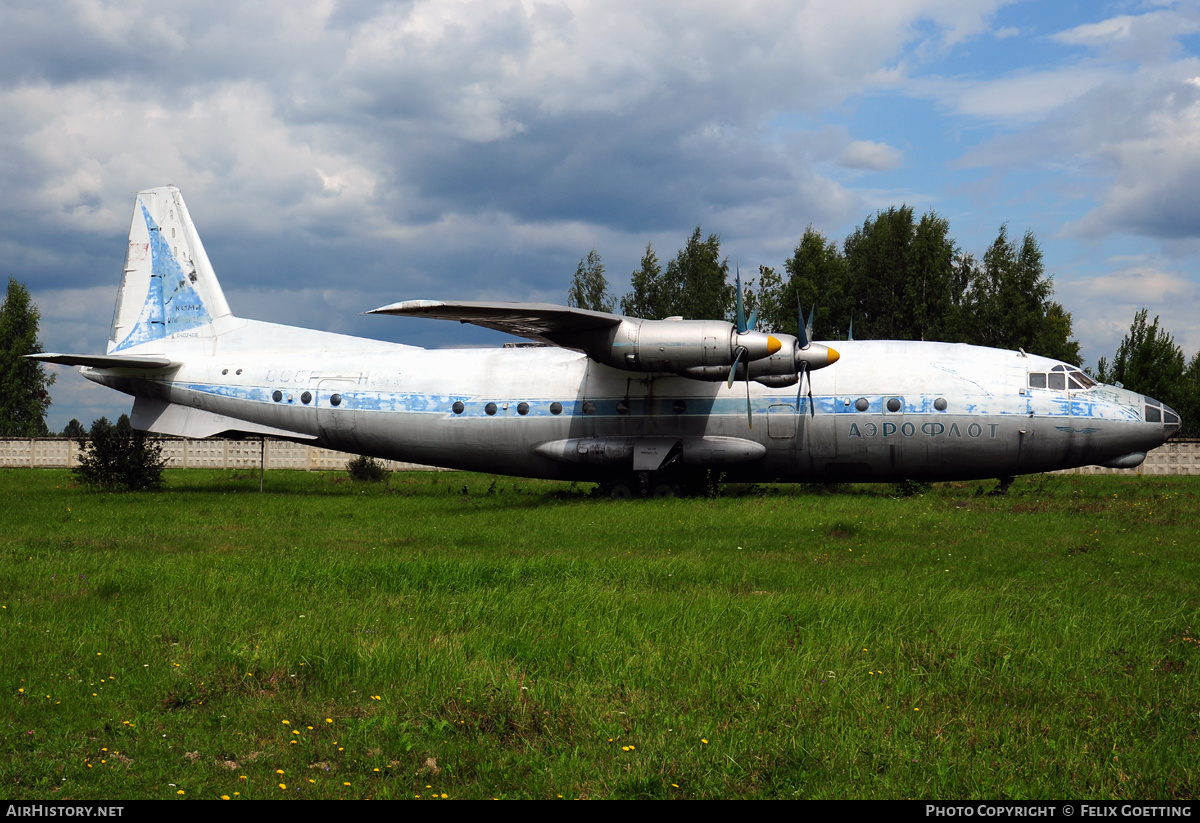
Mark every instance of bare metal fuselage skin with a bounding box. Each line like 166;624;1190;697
52;186;1173;484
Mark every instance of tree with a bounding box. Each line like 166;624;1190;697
73;416;166;491
664;227;734;321
960;226;1080;363
781;226;851;339
840;206;958;342
742;264;786;334
620;228;733;321
0;278;54;436
1095;309;1186;410
567;249;614;313
61;418;86;438
620;244;665;319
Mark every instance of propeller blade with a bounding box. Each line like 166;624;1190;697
796;297;809;349
745;375;753;429
727;346;746;388
805;306;815;342
735;265;746;334
848;314;854;342
746;308;757;332
796;360;807;411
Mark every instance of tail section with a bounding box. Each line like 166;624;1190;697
108;187;232;354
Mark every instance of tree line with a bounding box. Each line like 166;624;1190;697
569;206;1081;364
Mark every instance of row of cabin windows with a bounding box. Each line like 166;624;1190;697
452;400;690;416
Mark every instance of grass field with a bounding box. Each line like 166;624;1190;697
1;468;1198;799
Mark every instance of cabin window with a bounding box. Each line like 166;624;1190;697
673;400;687;414
221;369;228;375
272;390;283;402
485;402;498;416
451;401;464;414
330;393;342;407
855;398;869;412
886;397;902;413
582;401;596;415
517;402;530;416
301;391;312;405
934;397;947;411
550;402;563;415
616;400;630;415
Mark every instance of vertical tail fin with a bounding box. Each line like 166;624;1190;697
108;186;232;354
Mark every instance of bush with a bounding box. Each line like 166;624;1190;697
73;415;166;491
347;454;389;482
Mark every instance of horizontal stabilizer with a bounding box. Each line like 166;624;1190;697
130;397;316;440
28;353;180;370
368;300;622;347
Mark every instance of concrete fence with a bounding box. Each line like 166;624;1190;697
0;437;446;472
1;437;1198;475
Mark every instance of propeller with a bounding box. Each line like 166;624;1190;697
796;298;816;417
730;267;755;427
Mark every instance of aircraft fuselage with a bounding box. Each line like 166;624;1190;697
83;319;1169;485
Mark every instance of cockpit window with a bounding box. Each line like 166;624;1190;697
1146;404;1161;423
1029;368;1096;391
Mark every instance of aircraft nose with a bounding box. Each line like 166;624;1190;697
1144;396;1182;439
1161;402;1182;438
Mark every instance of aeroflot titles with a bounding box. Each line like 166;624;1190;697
848;422;999;439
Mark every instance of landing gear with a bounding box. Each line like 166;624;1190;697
651;480;683;498
990;475;1015;496
600;473;688;498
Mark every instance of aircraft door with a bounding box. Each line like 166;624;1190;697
767;404;796;439
316;378;360;451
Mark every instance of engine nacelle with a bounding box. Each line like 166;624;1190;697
584;318;781;376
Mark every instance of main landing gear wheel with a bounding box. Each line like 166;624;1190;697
651;482;683;498
607;480;636;499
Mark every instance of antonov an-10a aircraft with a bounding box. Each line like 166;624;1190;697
36;186;1180;496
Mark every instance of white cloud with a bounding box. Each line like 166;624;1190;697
838;140;904;171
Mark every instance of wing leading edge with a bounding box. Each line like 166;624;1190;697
367;300;622;349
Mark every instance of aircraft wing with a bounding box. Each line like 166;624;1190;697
28;353;180;370
368;300;622;347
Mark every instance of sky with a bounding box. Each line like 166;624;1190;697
5;0;1200;433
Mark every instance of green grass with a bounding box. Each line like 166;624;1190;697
1;469;1198;799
